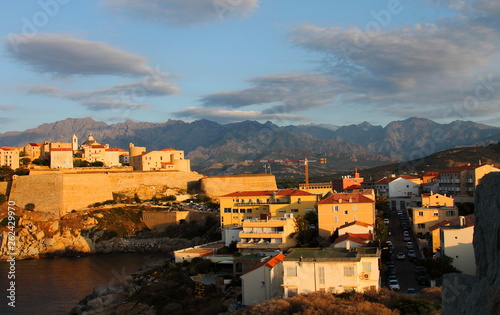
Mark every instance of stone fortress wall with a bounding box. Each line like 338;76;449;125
199;174;278;200
9;171;204;217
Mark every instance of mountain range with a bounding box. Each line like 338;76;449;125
1;117;499;176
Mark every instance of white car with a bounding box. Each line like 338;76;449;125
384;218;390;225
396;252;406;260
408;249;417;258
406;242;414;249
406;288;417;296
403;231;410;237
388;279;400;291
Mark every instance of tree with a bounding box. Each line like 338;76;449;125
32;158;49;166
90;161;104;167
20;157;31;167
375;197;389;212
292;215;320;246
304;210;318;226
418;255;461;280
14;168;29;176
0;166;14;181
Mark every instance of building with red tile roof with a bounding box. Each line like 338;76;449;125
241;253;285;305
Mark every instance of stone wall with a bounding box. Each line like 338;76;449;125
200;174;277;200
442;172;500;315
9;171;204;217
9;173;64;217
0;181;10;196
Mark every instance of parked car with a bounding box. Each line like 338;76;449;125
396;252;406;260
406;242;414;249
408;249;417;258
403;231;410;237
403;236;411;242
387;266;397;276
397;210;403;215
388;275;398;282
388;279;401;291
384;218;390;225
406;288;417;296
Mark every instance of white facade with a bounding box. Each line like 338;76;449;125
222;226;242;246
440;225;476;275
337;222;373;236
388;178;420;198
241;254;284;305
282;248;380;297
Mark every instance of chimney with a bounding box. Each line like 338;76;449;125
345;239;350;250
459;216;466;228
338;198;343;203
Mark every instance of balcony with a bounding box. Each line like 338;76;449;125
240;231;284;238
235;201;289;206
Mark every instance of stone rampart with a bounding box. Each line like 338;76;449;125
0;181;10;196
9;173;64;217
9;171;204;217
200;174;277;200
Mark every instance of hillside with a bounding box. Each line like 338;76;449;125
1;117;500;176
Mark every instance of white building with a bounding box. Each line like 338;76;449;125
440;215;476;275
241;253;284;305
282;247;380;297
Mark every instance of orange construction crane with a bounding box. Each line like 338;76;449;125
244;157;327;189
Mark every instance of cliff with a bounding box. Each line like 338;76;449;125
442;172;500;314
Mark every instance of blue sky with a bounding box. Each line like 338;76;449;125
1;0;500;133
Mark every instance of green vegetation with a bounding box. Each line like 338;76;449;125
0;166;14;181
73;160;105;167
92;207;146;236
291;213;321;246
417;255;461;280
32;158;49;166
20;157;31;166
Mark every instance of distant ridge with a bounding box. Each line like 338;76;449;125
1;117;499;176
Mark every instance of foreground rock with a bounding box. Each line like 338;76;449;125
442;173;500;314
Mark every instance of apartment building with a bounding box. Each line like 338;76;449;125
440;215;475;275
317;193;375;239
282;247;380;297
219;189;318;228
241;254;285;305
50;148;74;168
237;216;297;255
332;169;364;192
129;143;190;172
410;192;455;208
410;206;459;235
0;147;20;169
438;164;500;197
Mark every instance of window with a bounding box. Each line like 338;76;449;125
224;208;231;213
362;262;371;272
446;210;456;216
306;208;314;212
353;215;358;221
344;210;349;215
291;209;299;213
334;216;339;223
417;223;426;229
318;267;325;284
344;266;355;277
333;205;339;212
298;198;301;204
287;266;297;277
418;211;424;217
433;211;439;217
246;209;252;213
278;209;286;213
240;209;246;213
353;205;358;211
287;288;298;297
232;209;238;213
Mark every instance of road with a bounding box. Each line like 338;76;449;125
383;209;428;293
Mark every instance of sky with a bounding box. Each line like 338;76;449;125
1;0;500;133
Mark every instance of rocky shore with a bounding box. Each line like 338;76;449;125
0;207;192;261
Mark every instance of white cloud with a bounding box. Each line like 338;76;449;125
173;107;311;123
5;34;160;77
103;0;259;26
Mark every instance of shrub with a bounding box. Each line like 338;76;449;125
25;203;35;211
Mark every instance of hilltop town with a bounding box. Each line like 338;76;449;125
0;134;499;314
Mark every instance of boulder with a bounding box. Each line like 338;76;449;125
442;173;500;314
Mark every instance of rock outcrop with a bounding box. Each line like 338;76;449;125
442;172;500;314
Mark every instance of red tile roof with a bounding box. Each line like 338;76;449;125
105;148;127;152
28;143;43;146
337;221;373;229
91;145;107;149
161;148;177;151
423;172;439;177
222;189;315;198
318;193;375;204
333;233;372;245
51;148;73;151
242;253;285;276
161;162;174;165
428;214;475;231
400;175;420;180
375;177;397;184
344;184;362;190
